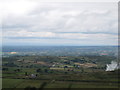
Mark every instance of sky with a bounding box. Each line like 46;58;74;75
1;0;119;46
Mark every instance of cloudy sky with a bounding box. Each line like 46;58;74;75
1;0;118;46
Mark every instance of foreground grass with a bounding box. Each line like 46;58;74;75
2;79;24;88
2;78;119;88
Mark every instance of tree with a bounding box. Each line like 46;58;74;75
64;66;68;70
44;69;48;73
2;68;8;71
25;72;28;76
36;69;42;73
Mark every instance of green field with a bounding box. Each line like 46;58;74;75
3;78;119;88
2;55;120;89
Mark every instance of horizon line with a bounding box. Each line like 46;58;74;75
2;45;119;47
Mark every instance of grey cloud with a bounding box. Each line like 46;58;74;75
2;2;118;45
